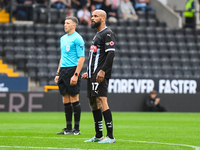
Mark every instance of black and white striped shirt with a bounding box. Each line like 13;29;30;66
87;27;116;79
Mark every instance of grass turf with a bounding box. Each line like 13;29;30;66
0;112;200;150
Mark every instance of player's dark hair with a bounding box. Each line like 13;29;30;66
65;16;79;27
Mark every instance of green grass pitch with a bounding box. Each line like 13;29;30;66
0;112;200;150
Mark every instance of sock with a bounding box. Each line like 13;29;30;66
92;109;103;138
103;109;114;139
72;101;81;130
64;103;73;130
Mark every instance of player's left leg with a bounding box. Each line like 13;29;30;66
96;97;115;143
70;94;81;135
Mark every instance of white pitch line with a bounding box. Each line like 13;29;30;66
0;146;102;150
118;139;200;150
0;136;200;150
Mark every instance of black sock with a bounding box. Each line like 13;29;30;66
92;109;103;138
103;109;114;139
72;101;81;130
64;103;72;130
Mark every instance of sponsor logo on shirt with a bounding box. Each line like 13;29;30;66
110;41;114;46
80;45;84;50
66;45;70;51
107;34;111;37
90;45;97;52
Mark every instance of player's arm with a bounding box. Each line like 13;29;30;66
96;32;116;83
74;56;85;76
54;59;61;83
70;37;85;86
96;51;115;83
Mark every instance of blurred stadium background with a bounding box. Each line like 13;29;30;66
1;0;200;112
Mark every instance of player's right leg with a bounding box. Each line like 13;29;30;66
56;93;73;135
84;97;103;142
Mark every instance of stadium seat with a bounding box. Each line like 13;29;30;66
153;70;163;78
141;61;151;69
54;24;64;32
132;69;143;78
182;61;192;70
172;61;181;70
138;19;148;27
122;68;133;78
127;19;138;27
45;24;55;32
46;38;58;47
163;70;173;78
118;19;128;27
165;28;175;36
117;33;128;42
152;61;161;70
161;61;172;70
157;20;167;27
3;23;14;31
150;53;160;62
157;34;166;43
194;70;200;78
46;46;58;56
143;69;153;78
186;35;196;44
147;34;157;43
173;70;183;78
14;30;25;39
146;27;155;35
147;19;157;27
14;46;26;62
137;11;146;19
14;38;25;47
136;27;146;35
4;46;15;63
4;37;14;47
184;28;194;35
155;27;165;35
131;61;141;69
170;54;180;62
126;33;137;43
25;38;35;47
36;8;48;23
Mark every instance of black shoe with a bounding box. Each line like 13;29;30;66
71;128;81;135
56;128;72;135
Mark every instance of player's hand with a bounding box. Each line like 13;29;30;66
155;98;160;105
70;75;78;86
96;70;105;83
54;76;59;83
81;72;88;79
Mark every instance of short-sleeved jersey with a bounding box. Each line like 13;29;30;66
87;27;116;79
60;31;85;67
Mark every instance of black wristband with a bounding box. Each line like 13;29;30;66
56;72;59;76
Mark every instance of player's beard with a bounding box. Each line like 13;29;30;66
91;20;101;29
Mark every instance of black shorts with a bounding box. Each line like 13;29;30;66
87;77;109;98
58;67;81;96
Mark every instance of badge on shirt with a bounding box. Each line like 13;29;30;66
66;45;70;51
90;45;97;52
110;41;114;46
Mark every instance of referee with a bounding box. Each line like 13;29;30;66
82;9;116;143
54;16;85;135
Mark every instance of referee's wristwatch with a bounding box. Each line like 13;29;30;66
74;73;79;76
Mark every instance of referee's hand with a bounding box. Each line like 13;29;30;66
54;76;59;83
96;70;105;83
70;75;78;86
